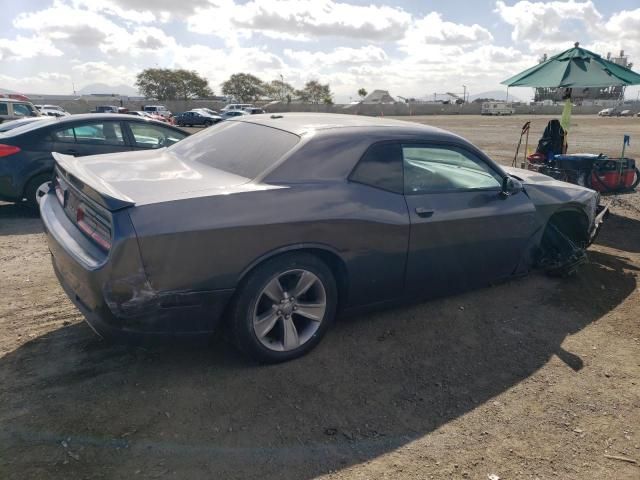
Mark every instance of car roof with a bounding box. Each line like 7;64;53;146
0;98;34;103
233;112;449;137
0;113;184;137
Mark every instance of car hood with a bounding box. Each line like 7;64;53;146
503;166;599;223
53;148;275;207
503;166;593;191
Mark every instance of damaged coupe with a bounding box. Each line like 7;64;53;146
40;113;607;363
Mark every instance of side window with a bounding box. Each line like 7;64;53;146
349;142;403;194
0;103;8;115
402;145;502;194
73;122;125;146
13;103;36;117
52;127;76;143
129;123;186;149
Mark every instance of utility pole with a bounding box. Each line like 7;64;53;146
280;73;284;102
462;85;467;103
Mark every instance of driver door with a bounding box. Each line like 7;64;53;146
403;143;537;299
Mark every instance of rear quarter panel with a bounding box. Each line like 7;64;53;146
129;182;410;308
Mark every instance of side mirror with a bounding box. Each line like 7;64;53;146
500;176;523;198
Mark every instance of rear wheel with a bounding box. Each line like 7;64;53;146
229;253;337;363
23;173;52;211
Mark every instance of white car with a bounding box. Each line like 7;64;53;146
41;106;70;117
598;108;615;117
619;109;633;117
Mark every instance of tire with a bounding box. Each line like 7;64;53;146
204;120;213;127
228;252;337;363
23;173;52;211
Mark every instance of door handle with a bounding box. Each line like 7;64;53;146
415;207;434;218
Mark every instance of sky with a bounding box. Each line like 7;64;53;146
1;0;639;102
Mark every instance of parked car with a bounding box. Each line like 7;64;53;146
0;98;40;123
0;116;54;132
127;111;153;118
35;104;68;115
221;110;249;119
0;113;189;208
193;108;219;116
94;105;119;113
40;106;71;117
175;110;222;127
619;109;633;117
221;103;254;112
598;108;615;117
143;105;172;118
244;107;266;114
40;113;607;363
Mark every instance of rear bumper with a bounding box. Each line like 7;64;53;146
41;190;233;337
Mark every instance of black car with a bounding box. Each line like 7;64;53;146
175;110;222;127
41;114;606;363
0;116;55;132
0;113;189;208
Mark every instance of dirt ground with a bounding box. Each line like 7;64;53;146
1;115;639;479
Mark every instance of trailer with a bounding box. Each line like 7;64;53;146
481;102;515;115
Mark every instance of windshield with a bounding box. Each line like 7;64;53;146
169;121;299;179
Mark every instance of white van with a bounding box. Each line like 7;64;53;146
221;103;254;112
143;105;172;118
481;102;515;116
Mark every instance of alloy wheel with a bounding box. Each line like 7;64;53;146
252;269;327;352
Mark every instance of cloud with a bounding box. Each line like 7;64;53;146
284;46;389;67
188;0;412;45
1;0;638;103
402;12;493;49
495;0;603;53
71;0;210;22
397;12;494;66
0;35;63;61
0;72;72;93
71;61;137;86
600;8;640;54
13;2;177;55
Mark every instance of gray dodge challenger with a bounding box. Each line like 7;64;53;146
40;113;607;363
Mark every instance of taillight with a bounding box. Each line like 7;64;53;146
76;203;112;251
0;144;21;157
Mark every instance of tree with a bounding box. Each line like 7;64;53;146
173;70;213;101
265;79;295;102
221;73;264;102
297;80;333;104
135;68;212;100
357;88;368;100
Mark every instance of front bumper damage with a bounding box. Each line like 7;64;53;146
538;201;609;277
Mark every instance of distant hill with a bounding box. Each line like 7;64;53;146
469;90;522;102
77;83;139;96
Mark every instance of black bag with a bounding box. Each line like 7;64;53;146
536;119;566;158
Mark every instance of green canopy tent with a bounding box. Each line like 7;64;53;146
502;43;640;89
501;43;640;163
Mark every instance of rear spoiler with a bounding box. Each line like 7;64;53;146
52;152;135;211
